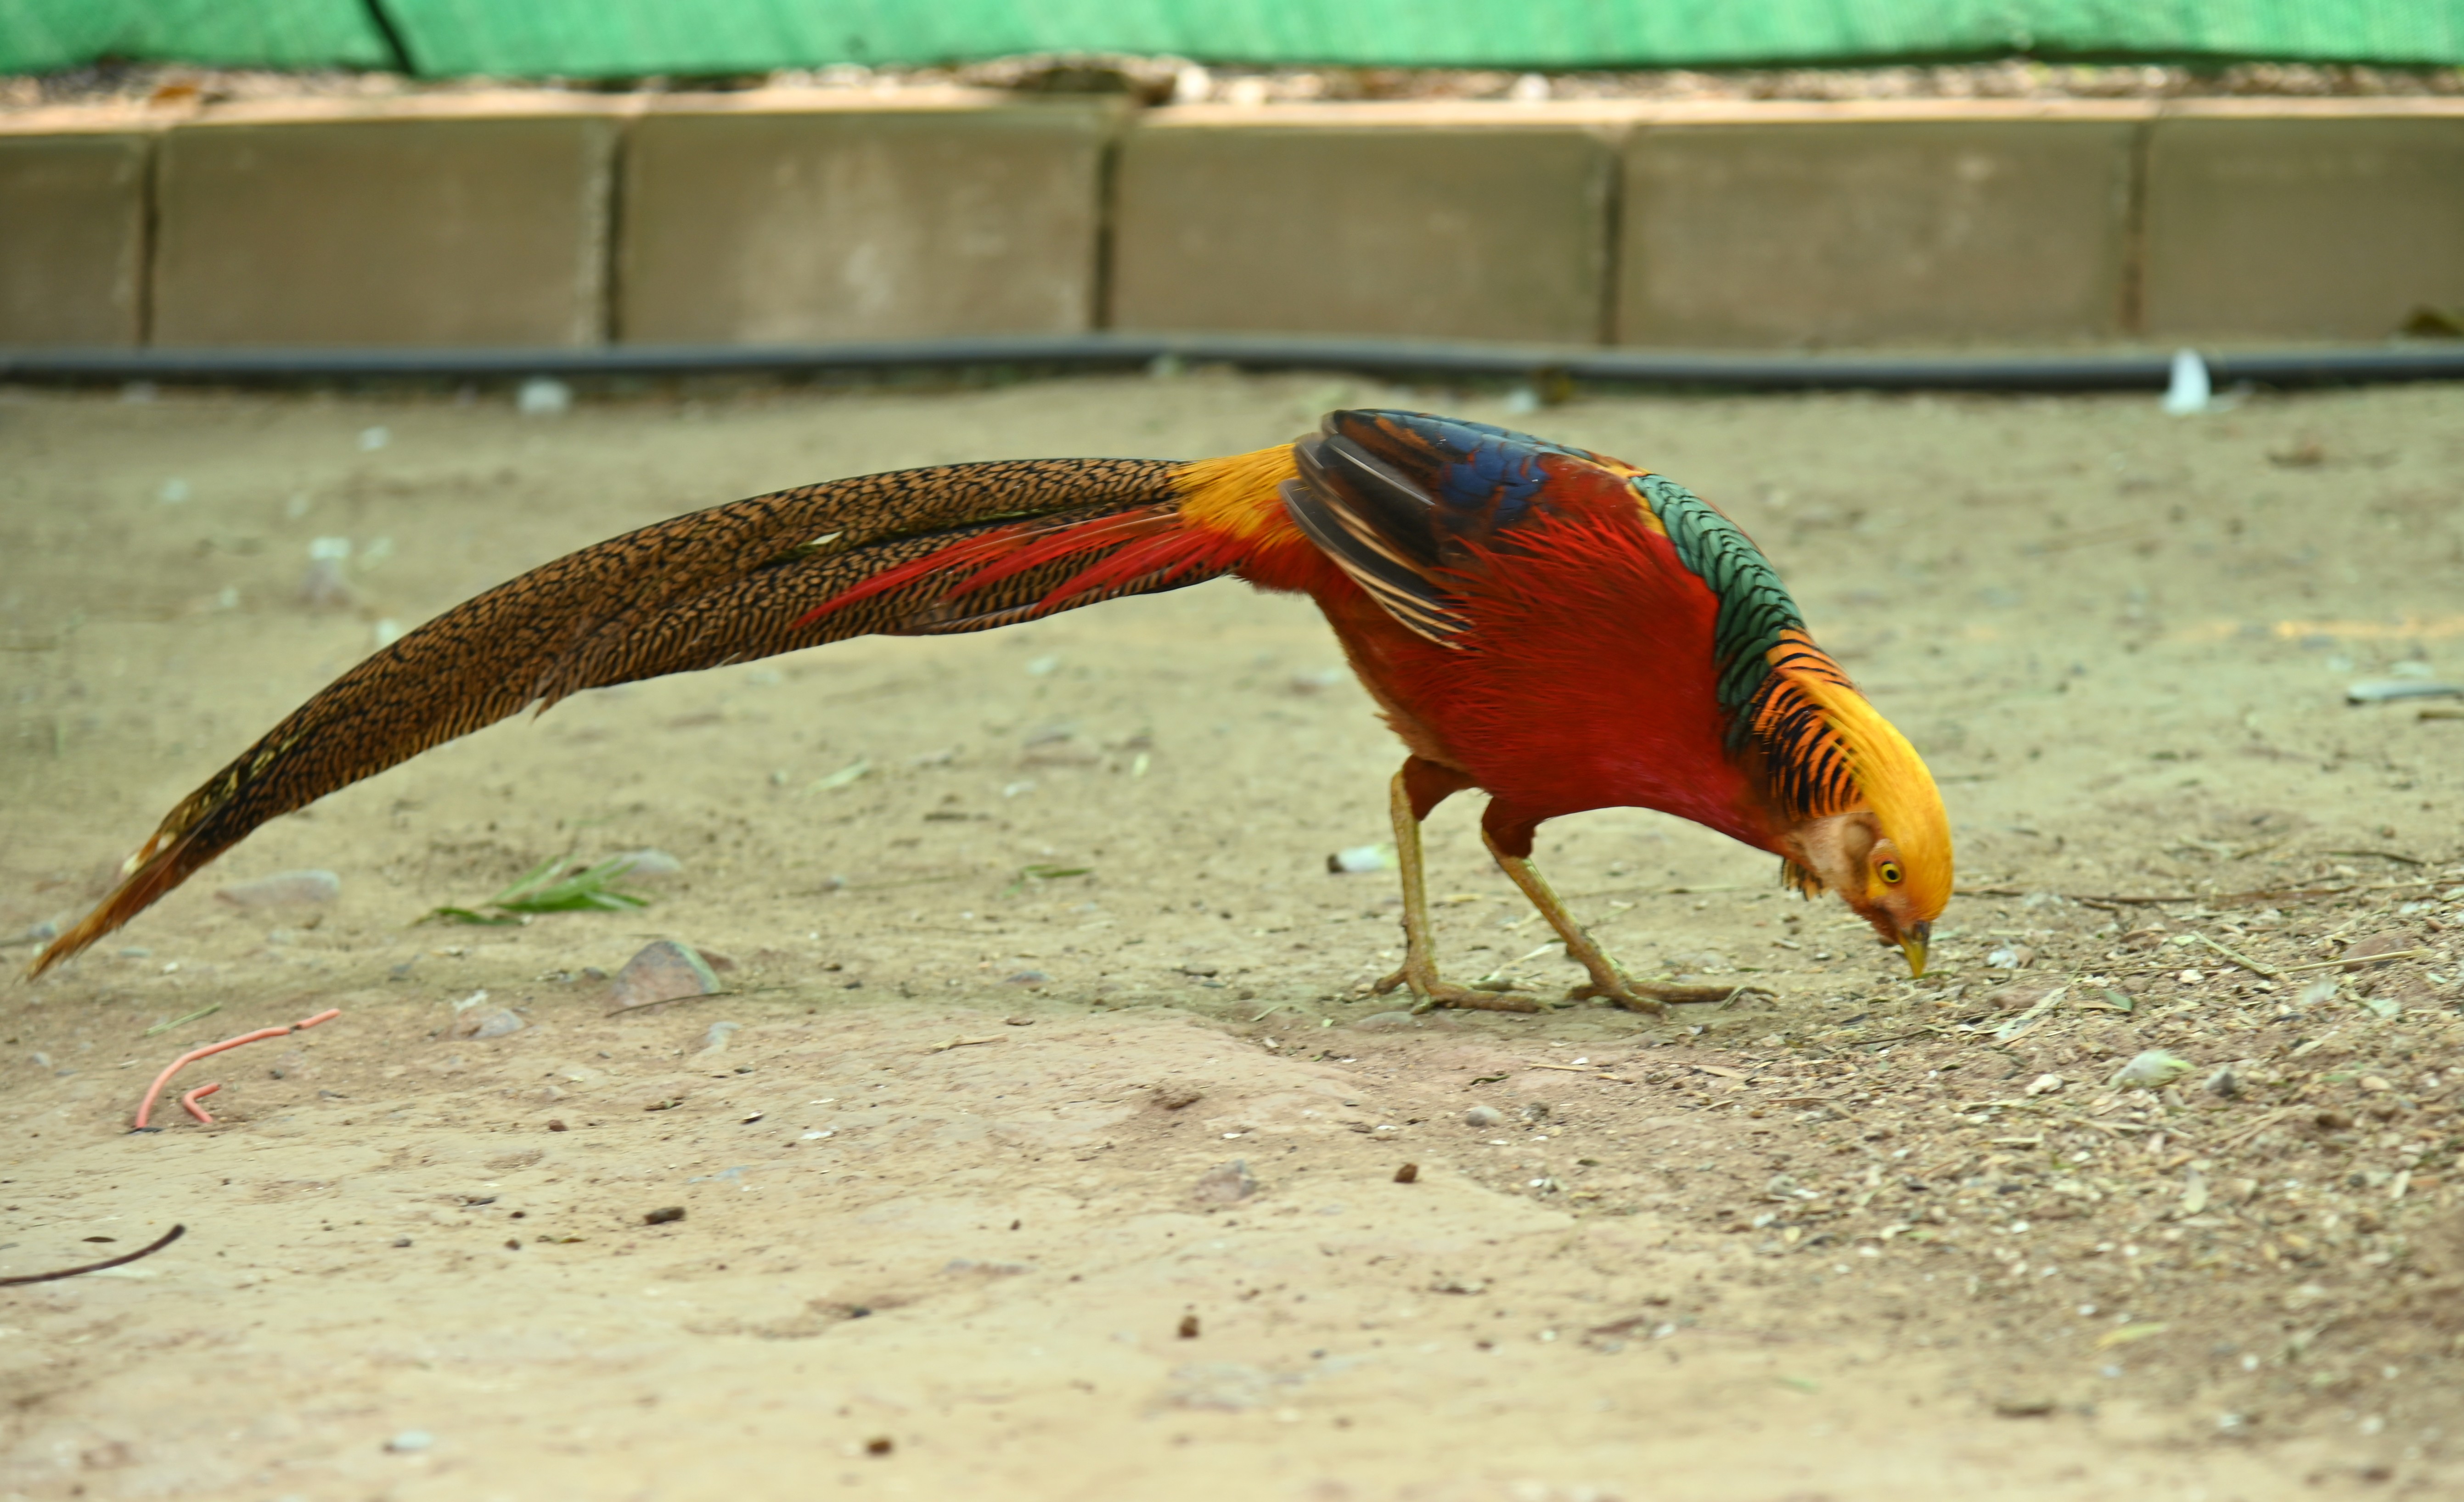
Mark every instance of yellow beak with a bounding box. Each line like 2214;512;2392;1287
1899;921;1931;978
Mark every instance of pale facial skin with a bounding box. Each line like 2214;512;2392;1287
1788;811;1935;975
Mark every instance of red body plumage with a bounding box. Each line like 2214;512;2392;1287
1305;506;1770;856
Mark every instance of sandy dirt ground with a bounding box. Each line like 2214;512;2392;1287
1;371;2460;1502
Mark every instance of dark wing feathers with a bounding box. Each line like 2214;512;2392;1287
1279;410;1589;646
30;457;1188;975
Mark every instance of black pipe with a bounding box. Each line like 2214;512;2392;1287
5;334;2461;391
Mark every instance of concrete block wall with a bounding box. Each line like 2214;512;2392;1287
153;97;619;348
1619;101;2149;349
1112;104;1624;344
0;118;151;346
620;90;1118;343
2145;101;2464;342
1;93;2460;353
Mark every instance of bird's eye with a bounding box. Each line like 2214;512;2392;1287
1878;861;1903;884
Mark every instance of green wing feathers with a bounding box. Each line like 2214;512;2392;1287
29;456;1190;977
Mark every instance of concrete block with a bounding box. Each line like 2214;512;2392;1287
620;93;1115;343
0;127;149;346
1620;106;2145;349
152;100;618;347
1112;105;1620;343
2145;104;2464;342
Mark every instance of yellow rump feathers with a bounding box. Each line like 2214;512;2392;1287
1781;669;1955;921
1172;444;1304;546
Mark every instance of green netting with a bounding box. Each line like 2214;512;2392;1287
380;0;2464;75
0;0;393;73
5;0;2460;77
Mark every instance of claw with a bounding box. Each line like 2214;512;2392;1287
1378;965;1544;1015
1567;973;1752;1014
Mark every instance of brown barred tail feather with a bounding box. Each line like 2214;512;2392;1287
28;456;1200;978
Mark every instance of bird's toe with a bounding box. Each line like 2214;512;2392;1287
1417;981;1544;1014
1567;978;1668;1016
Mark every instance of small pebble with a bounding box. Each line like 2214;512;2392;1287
1464;1105;1505;1128
516;377;571;416
1393;1163;1419;1184
609;941;720;1010
1350;1010;1420;1031
1327;844;1393;874
384;1430;433;1454
1164;1360;1296;1412
1191;1159;1257;1204
606;848;683;883
215;870;341;909
644;1206;686;1225
2110;1049;2193;1089
296;555;356;609
461;1008;525;1041
2340;931;2422;968
1177;1314;1201;1339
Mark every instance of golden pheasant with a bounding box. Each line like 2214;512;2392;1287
31;411;1952;1010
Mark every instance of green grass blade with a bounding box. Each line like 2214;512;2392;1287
419;905;528;927
487;854;570;907
495;857;652;914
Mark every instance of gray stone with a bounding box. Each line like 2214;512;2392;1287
296;556;356;609
461;1008;526;1041
1464;1105;1505;1128
608;940;721;1010
1191;1159;1257;1204
1163;1361;1300;1412
606;848;683;883
1350;1010;1420;1031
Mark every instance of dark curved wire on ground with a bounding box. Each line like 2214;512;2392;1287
4;335;2461;391
0;1224;186;1287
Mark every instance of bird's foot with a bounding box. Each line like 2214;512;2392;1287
1567;971;1760;1016
1373;965;1544;1014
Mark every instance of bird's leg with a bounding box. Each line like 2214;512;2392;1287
1480;827;1746;1015
1369;761;1541;1015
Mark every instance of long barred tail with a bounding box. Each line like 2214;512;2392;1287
30;455;1238;977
